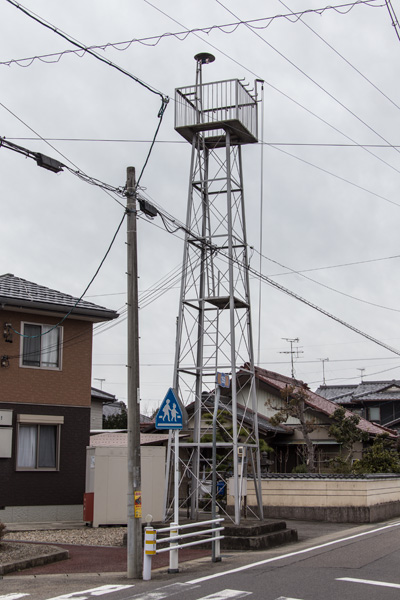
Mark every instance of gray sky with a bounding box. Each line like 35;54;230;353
2;0;400;413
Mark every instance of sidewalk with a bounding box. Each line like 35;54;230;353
3;518;364;577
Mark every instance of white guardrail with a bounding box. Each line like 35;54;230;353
143;517;225;580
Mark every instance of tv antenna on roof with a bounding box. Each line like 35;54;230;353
357;368;365;382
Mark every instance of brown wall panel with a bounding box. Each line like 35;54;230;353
0;403;90;507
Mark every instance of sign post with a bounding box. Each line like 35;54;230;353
155;388;186;431
156;388;186;572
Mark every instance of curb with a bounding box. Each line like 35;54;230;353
0;546;69;576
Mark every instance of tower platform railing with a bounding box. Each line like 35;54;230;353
175;78;258;147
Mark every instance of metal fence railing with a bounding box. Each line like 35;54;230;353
143;518;224;580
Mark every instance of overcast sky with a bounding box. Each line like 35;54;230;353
2;0;400;413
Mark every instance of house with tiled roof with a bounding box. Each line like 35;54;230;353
0;273;118;523
316;380;400;431
236;366;396;473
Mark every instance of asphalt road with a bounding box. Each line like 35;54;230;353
3;519;400;600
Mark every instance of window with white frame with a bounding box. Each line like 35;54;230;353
16;415;63;470
21;323;62;369
368;406;381;422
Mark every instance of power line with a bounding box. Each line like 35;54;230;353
125;196;400;360
7;138;400;148
269;252;400;276
269;143;400;208
1;1;381;68
4;0;168;106
85;250;400;299
384;0;400;41
258;249;400;314
143;0;400;194
279;0;400;113
0;103;126;209
215;0;400;176
9;211;126;344
5;0;169;186
0;135;126;204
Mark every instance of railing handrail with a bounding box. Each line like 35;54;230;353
143;517;224;581
157;526;225;545
156;517;224;534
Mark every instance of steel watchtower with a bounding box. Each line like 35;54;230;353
165;53;263;524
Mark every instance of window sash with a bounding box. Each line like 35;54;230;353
22;323;61;369
368;407;381;422
17;423;60;470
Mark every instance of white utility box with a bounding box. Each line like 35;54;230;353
85;444;165;527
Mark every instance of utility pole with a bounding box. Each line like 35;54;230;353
126;166;142;578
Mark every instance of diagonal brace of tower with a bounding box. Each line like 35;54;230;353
165;54;264;525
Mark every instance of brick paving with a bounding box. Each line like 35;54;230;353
7;542;210;576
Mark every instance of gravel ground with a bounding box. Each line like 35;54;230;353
0;528;126;568
0;542;61;567
4;527;126;547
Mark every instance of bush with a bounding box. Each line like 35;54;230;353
329;456;353;474
292;464;308;474
352;435;400;474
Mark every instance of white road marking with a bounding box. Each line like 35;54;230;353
196;591;252;600
46;585;134;600
188;520;400;584
275;597;304;600
127;583;199;600
337;577;400;589
0;595;30;600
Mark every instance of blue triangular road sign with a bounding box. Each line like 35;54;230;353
155;388;185;430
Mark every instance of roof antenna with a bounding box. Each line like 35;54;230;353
318;357;329;385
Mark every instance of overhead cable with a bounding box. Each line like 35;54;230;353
385;0;400;41
7;138;400;148
147;202;400;359
5;0;169;184
0;1;381;68
146;0;400;183
0;101;126;208
269;143;400;208
5;0;168;107
279;0;400;112
0;136;125;199
257;249;400;313
215;0;400;172
8;211;127;344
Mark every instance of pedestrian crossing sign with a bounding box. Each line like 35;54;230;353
155;388;187;430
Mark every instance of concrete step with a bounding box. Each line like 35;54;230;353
174;519;298;552
221;521;298;551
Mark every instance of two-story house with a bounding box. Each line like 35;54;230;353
316;380;400;431
0;273;118;523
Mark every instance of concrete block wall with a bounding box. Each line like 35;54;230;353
227;476;400;523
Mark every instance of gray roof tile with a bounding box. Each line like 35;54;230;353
0;273;118;321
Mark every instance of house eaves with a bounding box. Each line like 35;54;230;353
317;380;400;404
253;366;397;439
91;387;117;402
0;273;118;322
